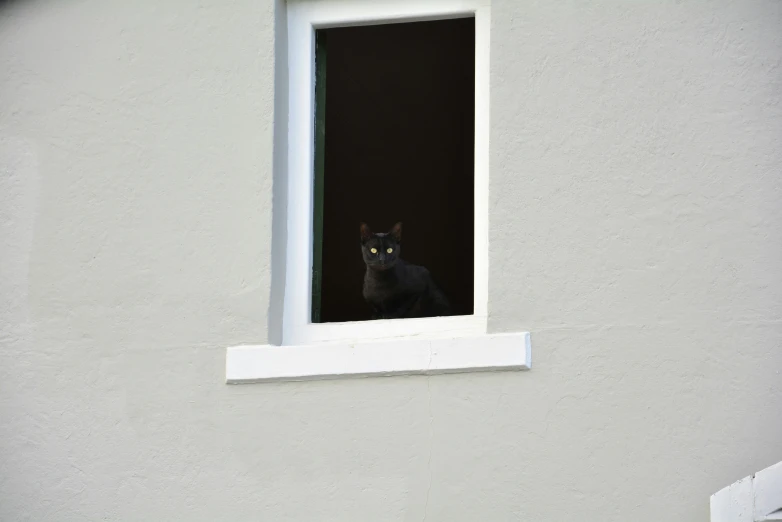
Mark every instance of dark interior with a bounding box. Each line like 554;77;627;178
318;17;475;323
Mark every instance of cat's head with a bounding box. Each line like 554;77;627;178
360;222;402;271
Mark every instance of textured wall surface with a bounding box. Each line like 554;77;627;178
1;0;781;521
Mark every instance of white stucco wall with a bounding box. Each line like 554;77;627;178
1;0;780;520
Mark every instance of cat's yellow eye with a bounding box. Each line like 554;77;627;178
370;248;377;254
387;248;393;254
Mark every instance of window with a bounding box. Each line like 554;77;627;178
313;18;476;325
283;0;489;345
225;0;531;383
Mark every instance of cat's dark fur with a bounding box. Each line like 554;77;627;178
360;222;452;320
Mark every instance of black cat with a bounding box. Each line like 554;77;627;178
360;222;452;320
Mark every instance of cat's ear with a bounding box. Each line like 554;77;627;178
389;222;402;242
360;222;372;243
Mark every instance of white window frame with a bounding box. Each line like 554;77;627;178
284;0;490;346
225;0;531;383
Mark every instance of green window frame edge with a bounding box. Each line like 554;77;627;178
311;29;327;323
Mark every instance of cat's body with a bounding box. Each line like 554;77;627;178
360;222;452;320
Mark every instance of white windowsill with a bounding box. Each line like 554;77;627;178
226;331;531;383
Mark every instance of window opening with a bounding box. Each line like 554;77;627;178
311;17;476;324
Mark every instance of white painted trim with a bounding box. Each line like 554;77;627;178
226;332;530;383
711;461;782;522
282;0;491;346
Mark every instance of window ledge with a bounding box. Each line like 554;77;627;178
226;332;531;384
